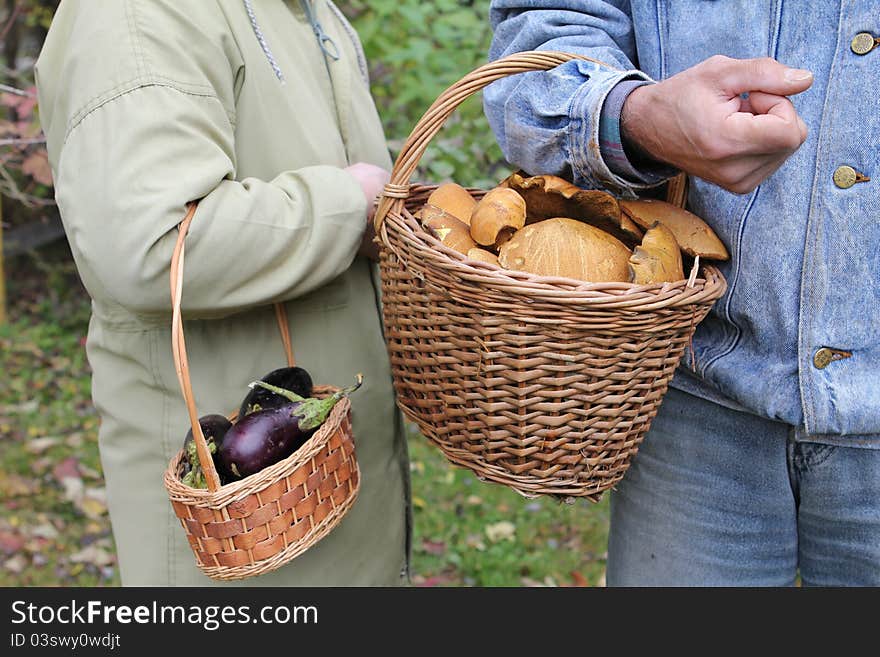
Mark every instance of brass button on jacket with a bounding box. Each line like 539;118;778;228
833;165;870;189
851;32;878;55
813;347;853;369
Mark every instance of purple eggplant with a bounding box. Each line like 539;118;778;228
218;375;363;481
181;414;232;488
237;366;313;418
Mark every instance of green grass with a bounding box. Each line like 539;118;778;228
408;434;609;586
1;250;610;587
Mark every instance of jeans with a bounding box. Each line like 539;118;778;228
607;387;880;586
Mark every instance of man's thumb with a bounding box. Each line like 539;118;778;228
715;56;813;96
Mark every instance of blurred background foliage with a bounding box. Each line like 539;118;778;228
0;0;57;234
0;1;608;587
343;0;509;187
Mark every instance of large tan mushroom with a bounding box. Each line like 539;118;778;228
466;247;501;267
419;205;477;255
500;171;643;247
426;183;477;226
469;187;527;248
498;217;632;283
629;222;685;284
618;198;729;261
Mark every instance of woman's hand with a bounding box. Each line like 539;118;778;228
345;162;391;261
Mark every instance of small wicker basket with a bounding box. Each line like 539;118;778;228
374;51;727;501
163;204;360;581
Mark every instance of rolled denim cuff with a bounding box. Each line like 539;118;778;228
568;68;652;195
599;79;679;187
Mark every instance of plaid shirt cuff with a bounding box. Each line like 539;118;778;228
599;79;679;186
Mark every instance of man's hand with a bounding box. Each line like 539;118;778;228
621;55;812;194
345;162;391;261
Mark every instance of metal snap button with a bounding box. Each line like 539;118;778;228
833;165;870;189
851;32;878;55
813;347;852;369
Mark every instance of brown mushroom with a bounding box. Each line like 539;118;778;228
498;217;632;283
618;198;729;261
500;171;643;247
466;247;500;267
426;183;478;225
469;187;527;248
420;205;477;255
629;222;685;284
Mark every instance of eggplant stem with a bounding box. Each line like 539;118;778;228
332;373;364;401
249;380;307;403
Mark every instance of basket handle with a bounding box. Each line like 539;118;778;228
170;202;295;492
374;49;688;232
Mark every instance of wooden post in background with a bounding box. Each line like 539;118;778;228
0;194;7;325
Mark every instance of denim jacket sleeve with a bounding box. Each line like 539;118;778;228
484;0;669;196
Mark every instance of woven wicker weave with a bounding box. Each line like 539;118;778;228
374;51;727;501
163;204;359;580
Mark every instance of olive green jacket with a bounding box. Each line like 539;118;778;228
35;0;410;585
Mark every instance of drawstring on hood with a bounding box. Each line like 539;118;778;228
244;0;343;84
299;0;340;61
243;0;286;83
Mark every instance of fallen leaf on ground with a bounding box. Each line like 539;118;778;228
420;539;446;556
0;473;39;497
78;464;102;480
61;477;84;504
0;530;25;555
465;534;486;551
30;457;52;474
485;521;516;543
52;457;81;483
3;554;28;574
520;577;546;587
77;488;107;519
10;400;39;414
69;545;115;568
25;437;59;454
413;572;458;587
24;538;50;553
30;523;59;540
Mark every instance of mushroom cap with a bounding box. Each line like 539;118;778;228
466;247;501;267
469;187;527;247
426;183;478;225
629;222;685;284
420;205;477;255
618;198;729;261
500;171;643;247
498;217;632;283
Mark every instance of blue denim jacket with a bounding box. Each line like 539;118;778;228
483;0;880;443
